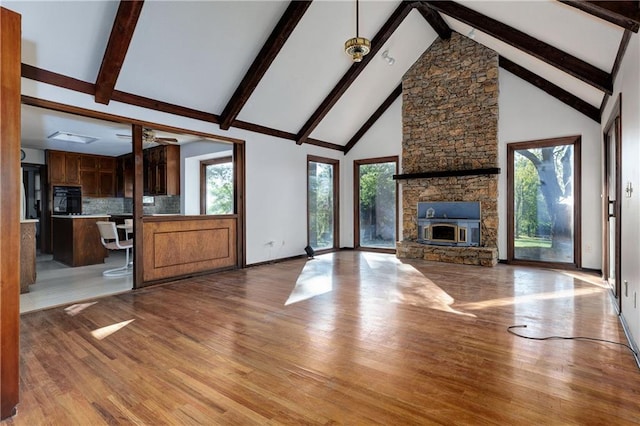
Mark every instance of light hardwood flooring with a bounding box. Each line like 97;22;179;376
20;252;132;314
7;251;640;425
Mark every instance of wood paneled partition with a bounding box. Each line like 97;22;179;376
142;216;237;283
0;7;21;420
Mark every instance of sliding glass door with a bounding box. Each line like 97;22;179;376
354;157;398;250
308;156;339;252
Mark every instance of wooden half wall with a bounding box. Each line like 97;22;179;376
142;215;237;283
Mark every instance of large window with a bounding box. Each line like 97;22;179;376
307;156;339;252
200;156;233;215
507;136;581;267
354;157;398;250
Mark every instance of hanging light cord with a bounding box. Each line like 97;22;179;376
356;0;360;37
507;325;638;356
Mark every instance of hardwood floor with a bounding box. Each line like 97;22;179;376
6;251;640;425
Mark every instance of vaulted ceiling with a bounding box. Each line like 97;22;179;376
7;1;639;157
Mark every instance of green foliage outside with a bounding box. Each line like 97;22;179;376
308;162;334;249
205;162;233;215
359;162;396;247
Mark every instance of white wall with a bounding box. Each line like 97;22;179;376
498;70;603;269
602;33;640;349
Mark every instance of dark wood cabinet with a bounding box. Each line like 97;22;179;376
48;150;116;197
143;145;180;196
51;216;109;267
116;153;134;198
48;150;80;185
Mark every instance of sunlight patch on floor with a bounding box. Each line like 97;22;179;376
91;319;135;340
64;302;98;316
285;257;333;306
362;253;475;317
456;287;603;311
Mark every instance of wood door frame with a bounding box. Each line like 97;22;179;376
307;155;340;254
0;6;21;420
507;135;582;269
353;156;398;253
603;94;622;310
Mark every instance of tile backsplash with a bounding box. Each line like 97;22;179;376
83;196;181;215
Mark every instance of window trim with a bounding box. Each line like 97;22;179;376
200;156;233;215
307;155;340;253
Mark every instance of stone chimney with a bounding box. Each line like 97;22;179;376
397;32;499;266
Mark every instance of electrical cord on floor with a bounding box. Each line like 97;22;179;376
507;324;638;356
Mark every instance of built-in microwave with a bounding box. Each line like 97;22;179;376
52;186;82;214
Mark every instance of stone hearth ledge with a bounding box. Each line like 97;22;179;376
396;241;498;267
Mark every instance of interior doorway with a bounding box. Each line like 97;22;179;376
603;95;622;311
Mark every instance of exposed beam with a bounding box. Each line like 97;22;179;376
422;1;613;95
21;64;343;151
343;84;402;154
611;29;633;85
414;3;452;39
499;56;601;123
558;1;640;33
219;0;312;130
94;0;145;105
295;1;413;145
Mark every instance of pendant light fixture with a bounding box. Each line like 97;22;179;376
344;0;371;62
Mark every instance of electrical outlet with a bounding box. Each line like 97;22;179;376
266;241;275;247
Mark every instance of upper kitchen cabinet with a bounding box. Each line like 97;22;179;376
47;150;116;197
116;154;134;198
48;150;79;185
143;145;180;196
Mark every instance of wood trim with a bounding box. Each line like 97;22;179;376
219;0;312;130
558;1;640;32
499;56;601;123
21;63;95;94
506;135;582;269
307;155;340;251
415;3;452;39
20;95;243;145
611;29;633;86
132;124;144;288
422;1;613;94
0;7;21;420
296;2;413;145
344;85;402;154
94;0;145;104
234;142;246;268
393;168;500;180
602;94;622;309
353;156;399;251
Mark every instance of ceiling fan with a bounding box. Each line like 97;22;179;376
116;128;179;145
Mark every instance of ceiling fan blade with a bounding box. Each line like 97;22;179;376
154;138;179;145
116;134;132;139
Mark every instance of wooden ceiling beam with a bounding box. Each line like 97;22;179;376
295;1;413;145
422;1;613;95
219;1;313;130
499;56;601;123
558;1;640;33
414;3;452;40
94;0;145;105
343;84;402;154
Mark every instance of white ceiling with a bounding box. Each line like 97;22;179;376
4;0;625;157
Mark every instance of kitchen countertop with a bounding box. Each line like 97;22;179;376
21;219;39;223
51;214;111;219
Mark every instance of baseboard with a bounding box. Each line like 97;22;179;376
618;312;640;369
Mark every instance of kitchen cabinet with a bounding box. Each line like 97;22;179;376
143;145;180;196
20;220;38;294
116;153;134;198
51;215;109;267
48;150;80;185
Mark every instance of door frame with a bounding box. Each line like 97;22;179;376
307;155;340;254
603;94;622;311
506;135;582;269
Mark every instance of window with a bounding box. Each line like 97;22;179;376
307;156;339;252
354;157;398;250
200;156;233;215
507;136;581;267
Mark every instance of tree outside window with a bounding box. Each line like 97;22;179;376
201;157;233;215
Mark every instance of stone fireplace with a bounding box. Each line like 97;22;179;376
396;32;499;267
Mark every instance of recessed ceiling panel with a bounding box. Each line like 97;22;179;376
237;1;402;134
5;1;118;82
311;10;437;144
116;1;288;114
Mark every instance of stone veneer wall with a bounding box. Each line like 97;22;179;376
398;32;499;266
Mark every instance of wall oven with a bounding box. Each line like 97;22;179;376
52;186;82;214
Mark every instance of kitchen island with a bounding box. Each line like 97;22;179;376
52;214;110;267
